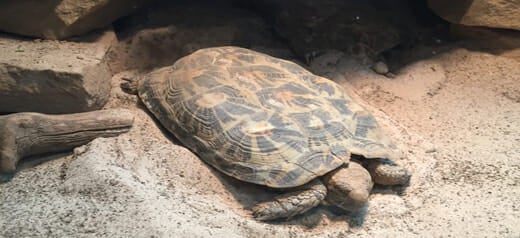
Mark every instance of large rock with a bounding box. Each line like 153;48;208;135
0;0;148;39
428;0;520;30
0;30;115;114
238;0;418;64
109;1;292;73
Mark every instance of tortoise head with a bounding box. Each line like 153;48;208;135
322;162;374;211
120;77;140;95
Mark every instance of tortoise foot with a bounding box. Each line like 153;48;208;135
252;179;326;221
366;159;411;185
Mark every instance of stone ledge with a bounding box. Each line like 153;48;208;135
0;30;116;113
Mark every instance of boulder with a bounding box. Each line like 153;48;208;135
238;0;418;64
108;0;292;73
0;30;116;114
428;0;520;30
0;0;149;40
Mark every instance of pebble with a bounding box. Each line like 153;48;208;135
371;61;389;75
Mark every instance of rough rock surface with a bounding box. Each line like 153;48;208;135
450;24;520;61
428;0;520;30
0;0;149;39
0;30;115;114
108;1;293;73
238;0;419;64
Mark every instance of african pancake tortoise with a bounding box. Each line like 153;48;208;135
122;46;410;221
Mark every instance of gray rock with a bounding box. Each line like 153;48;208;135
0;30;116;114
428;0;520;31
0;0;149;39
371;61;390;75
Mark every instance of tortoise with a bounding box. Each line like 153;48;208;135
122;46;410;221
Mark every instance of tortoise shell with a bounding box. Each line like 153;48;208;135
137;46;401;188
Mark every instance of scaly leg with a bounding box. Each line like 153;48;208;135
252;179;327;221
365;158;411;185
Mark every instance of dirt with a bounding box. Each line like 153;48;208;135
0;41;519;237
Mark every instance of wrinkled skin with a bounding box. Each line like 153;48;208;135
252;160;409;221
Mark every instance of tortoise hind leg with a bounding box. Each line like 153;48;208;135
365;158;411;185
252;179;327;221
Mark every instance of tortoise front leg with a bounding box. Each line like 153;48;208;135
365;158;411;185
252;179;326;221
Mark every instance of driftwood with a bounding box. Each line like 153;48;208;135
0;109;134;181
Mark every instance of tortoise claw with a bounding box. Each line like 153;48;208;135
252;201;286;221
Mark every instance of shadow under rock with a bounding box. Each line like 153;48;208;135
0;26;113;44
1;152;71;184
134;101;183;145
453;27;520;59
0;32;38;42
110;0;294;73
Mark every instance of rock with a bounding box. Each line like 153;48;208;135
0;0;149;39
242;0;417;64
0;109;134;182
0;30;116;114
450;24;520;61
308;50;345;76
428;0;520;30
109;1;290;72
371;61;390;75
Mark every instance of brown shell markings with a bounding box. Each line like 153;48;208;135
137;46;401;188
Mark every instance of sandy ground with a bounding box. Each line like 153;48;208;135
0;43;519;237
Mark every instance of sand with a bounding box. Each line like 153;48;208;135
0;43;519;237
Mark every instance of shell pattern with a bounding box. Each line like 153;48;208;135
138;47;401;188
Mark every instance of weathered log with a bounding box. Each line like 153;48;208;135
0;109;134;181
